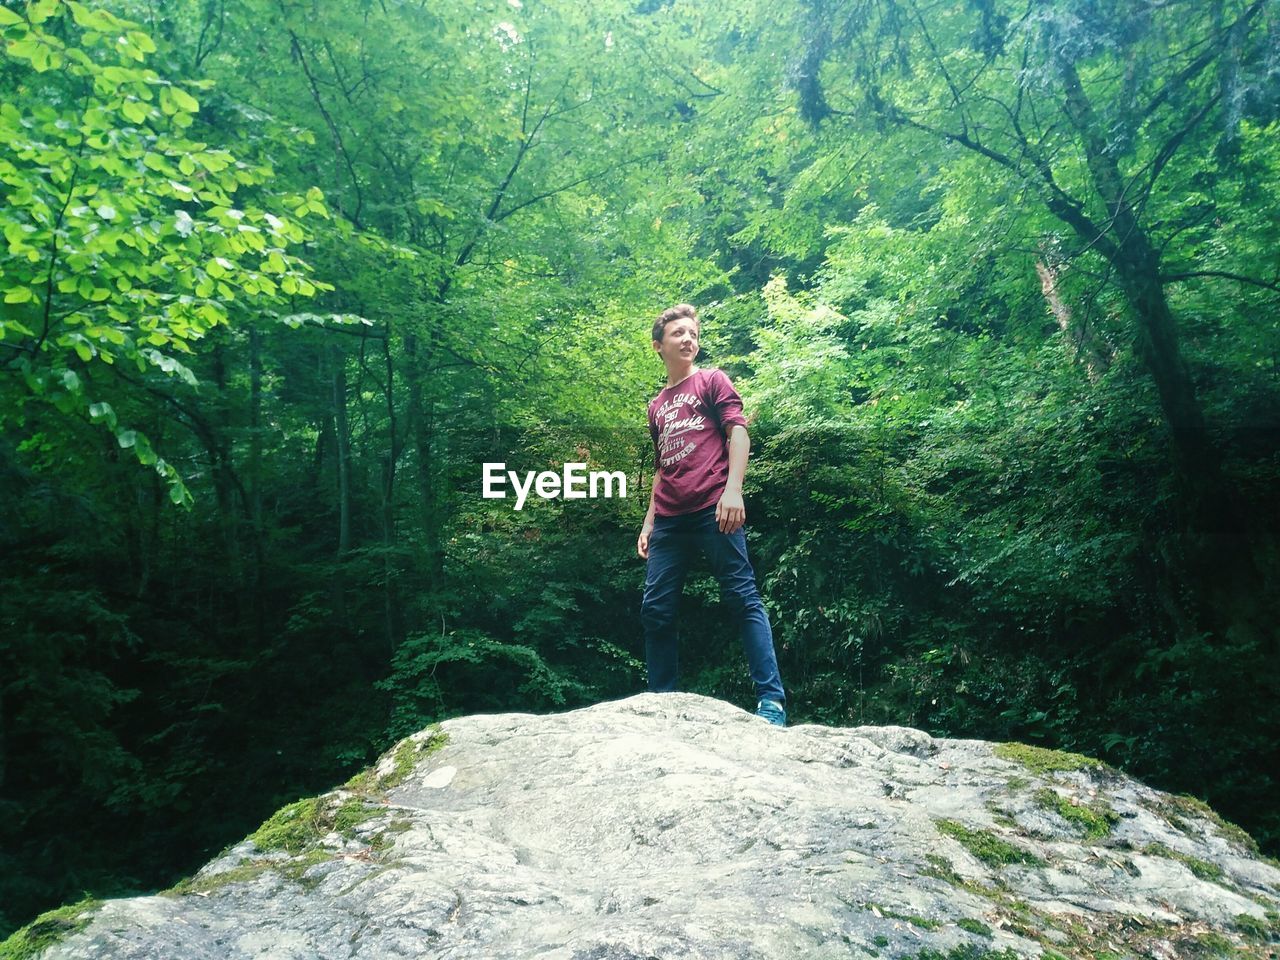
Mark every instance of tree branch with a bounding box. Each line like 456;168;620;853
285;23;365;228
870;95;1121;262
1160;270;1280;294
494;151;664;222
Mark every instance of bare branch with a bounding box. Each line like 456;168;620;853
1160;270;1280;294
285;23;365;228
495;151;664;222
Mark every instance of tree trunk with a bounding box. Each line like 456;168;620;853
1114;247;1266;646
1053;54;1266;645
331;343;352;557
248;327;265;644
328;342;352;633
1035;258;1111;382
380;323;402;660
209;343;243;624
403;325;446;592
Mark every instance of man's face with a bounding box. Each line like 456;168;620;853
653;319;699;366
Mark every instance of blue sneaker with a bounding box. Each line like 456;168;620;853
756;699;786;727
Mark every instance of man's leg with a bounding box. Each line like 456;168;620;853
640;520;692;692
699;515;786;705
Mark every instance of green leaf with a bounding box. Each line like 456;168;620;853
1;318;36;337
0;6;24;26
4;286;33;303
132;432;156;465
127;31;156;54
170;86;199;113
88;401;117;429
121;99;148;124
27;0;58;25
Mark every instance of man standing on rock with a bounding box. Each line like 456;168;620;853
636;303;788;726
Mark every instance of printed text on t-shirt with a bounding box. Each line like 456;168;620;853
654;393;706;468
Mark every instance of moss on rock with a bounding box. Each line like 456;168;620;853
1033;787;1120;840
163;727;452;902
1184;930;1260;958
907;946;1021;960
250;796;326;854
1151;793;1263;855
993;742;1108;777
1233;910;1280;940
333;797;381;838
250;770;415;858
345;724;449;795
0;898;101;960
935;819;1045;869
956;917;992;937
166;848;338;899
167;860;278;897
1142;842;1227;883
866;903;940;929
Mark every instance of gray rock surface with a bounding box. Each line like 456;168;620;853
21;693;1280;959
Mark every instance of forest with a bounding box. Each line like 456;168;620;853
1;0;1278;937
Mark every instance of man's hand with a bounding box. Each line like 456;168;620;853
717;489;745;534
637;523;653;559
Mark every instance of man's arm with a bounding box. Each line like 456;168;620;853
638;471;659;558
717;424;749;534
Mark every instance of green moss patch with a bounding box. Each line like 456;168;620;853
935;819;1045;868
1142;842;1226;882
1033;787;1120;840
1233;911;1280;940
333;797;381;838
0;898;101;960
166;848;337;898
956;917;992;937
867;903;939;929
167;860;277;896
907;947;1021;960
249;792;390;856
985;803;1019;831
922;854;963;885
345;724;449;795
279;849;337;887
993;742;1107;777
250;796;326;854
1183;931;1259;958
1150;794;1262;854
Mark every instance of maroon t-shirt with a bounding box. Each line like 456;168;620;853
647;368;749;517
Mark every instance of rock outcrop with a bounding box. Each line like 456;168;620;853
11;693;1280;959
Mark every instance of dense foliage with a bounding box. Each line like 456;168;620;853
2;0;1277;935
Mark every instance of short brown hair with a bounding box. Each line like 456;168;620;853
652;303;698;343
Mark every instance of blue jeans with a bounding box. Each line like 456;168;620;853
640;505;786;705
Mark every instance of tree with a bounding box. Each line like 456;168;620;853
0;0;330;504
789;0;1278;643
